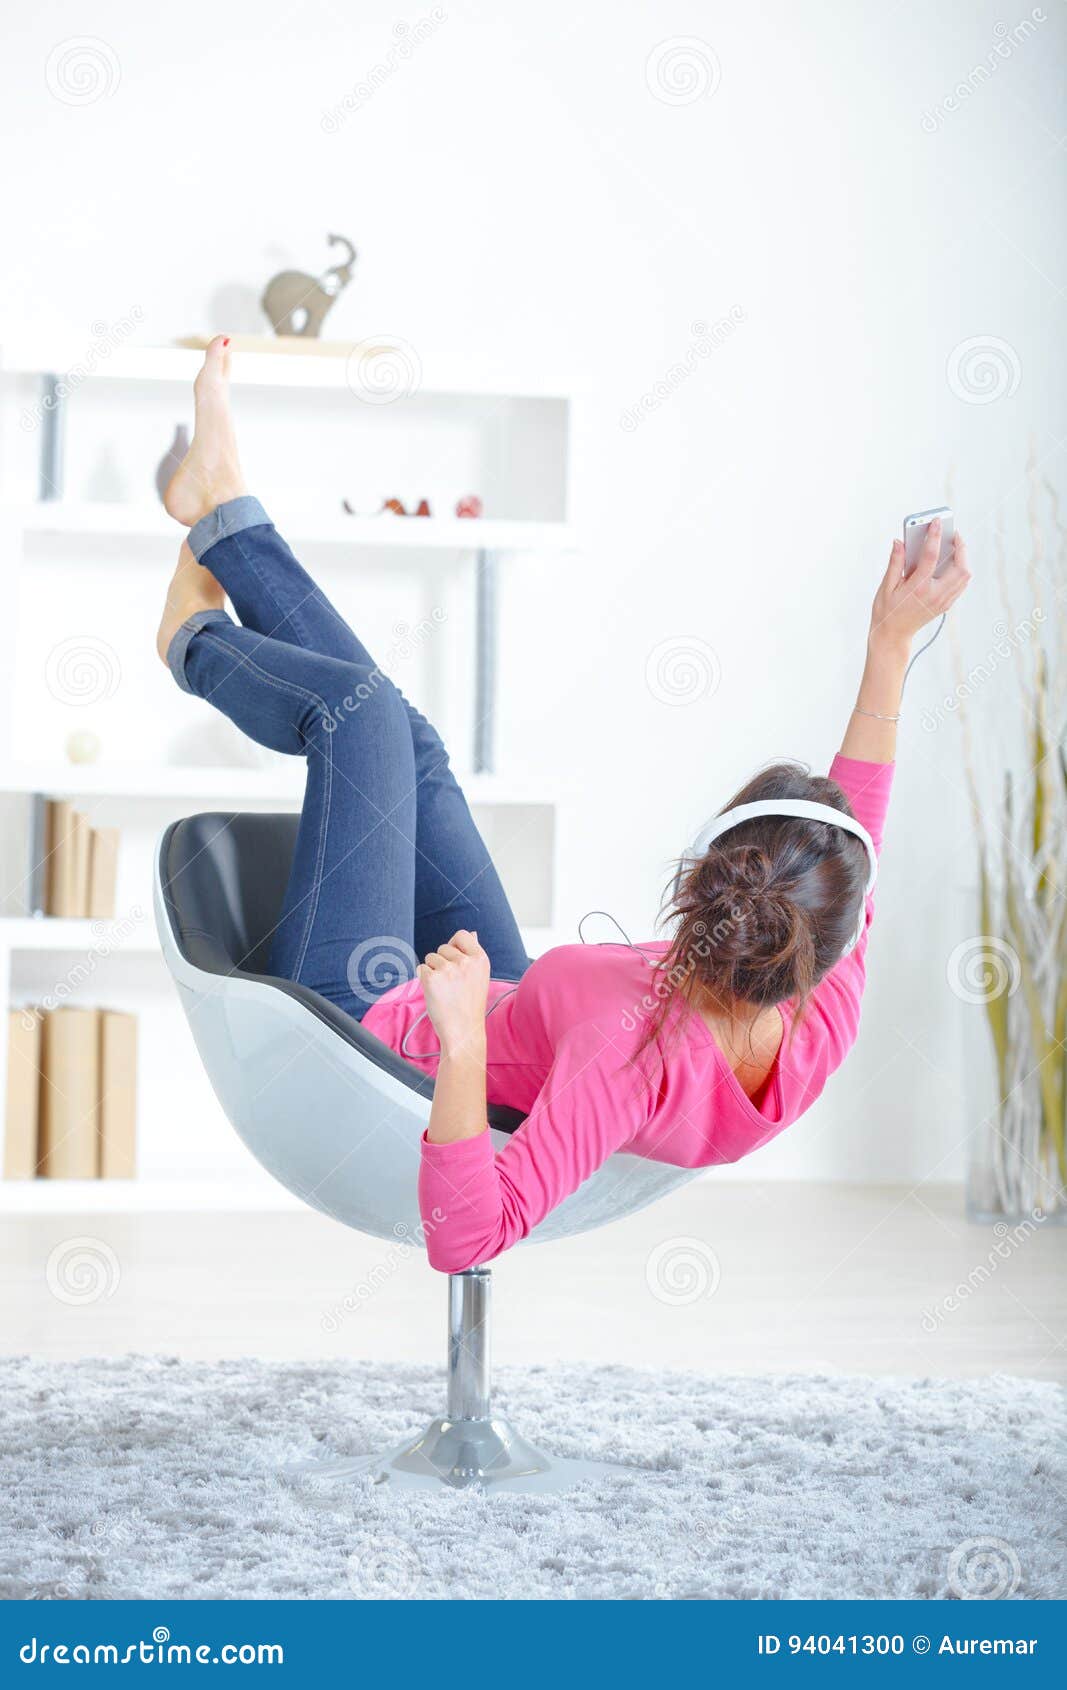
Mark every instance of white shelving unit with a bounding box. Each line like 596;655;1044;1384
0;341;573;398
0;341;574;1211
0;763;560;804
1;918;160;954
16;501;573;555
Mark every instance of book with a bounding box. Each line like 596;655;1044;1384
38;1008;100;1178
43;802;100;917
3;1010;41;1179
71;810;91;918
45;800;78;916
87;828;120;921
98;1011;137;1179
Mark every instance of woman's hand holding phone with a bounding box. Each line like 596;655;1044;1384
869;517;971;658
839;518;973;766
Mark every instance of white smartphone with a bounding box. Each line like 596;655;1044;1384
903;506;954;578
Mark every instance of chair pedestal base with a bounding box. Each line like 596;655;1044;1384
292;1413;629;1494
291;1266;631;1495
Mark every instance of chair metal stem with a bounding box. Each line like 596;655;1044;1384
447;1267;491;1421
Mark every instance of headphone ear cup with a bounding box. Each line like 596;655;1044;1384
672;854;695;904
841;907;866;957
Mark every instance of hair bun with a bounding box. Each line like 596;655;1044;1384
702;880;797;966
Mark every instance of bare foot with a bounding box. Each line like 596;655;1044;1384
156;542;226;667
162;335;246;526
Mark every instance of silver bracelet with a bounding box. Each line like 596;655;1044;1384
853;706;901;722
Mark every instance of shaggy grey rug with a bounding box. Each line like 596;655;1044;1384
1;1358;1064;1601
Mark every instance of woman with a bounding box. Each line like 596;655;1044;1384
159;338;971;1273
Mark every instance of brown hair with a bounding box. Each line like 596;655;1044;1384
644;761;869;1046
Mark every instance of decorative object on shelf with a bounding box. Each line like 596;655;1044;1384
65;730;101;766
959;462;1065;1223
415;498;431;518
456;495;483;519
154;425;190;503
260;234;357;339
381;497;407;516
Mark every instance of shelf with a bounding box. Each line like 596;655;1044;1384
3;918;560;959
0;342;571;402
9;502;574;553
0;917;157;953
0;764;557;805
0;1174;303;1213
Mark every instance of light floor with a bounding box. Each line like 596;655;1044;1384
2;1181;1064;1382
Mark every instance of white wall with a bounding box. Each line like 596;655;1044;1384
2;0;1063;1180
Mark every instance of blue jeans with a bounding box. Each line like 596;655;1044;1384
167;497;530;1020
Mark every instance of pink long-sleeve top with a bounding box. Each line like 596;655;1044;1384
362;755;893;1273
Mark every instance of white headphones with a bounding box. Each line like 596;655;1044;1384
676;799;878;957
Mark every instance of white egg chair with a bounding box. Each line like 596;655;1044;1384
155;813;700;1492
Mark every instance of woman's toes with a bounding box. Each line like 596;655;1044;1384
194;335;231;394
163;336;244;526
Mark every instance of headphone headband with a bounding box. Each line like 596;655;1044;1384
678;799;877;955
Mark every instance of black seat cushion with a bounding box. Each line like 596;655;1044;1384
159;813;524;1133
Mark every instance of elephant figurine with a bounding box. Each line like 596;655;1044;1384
260;233;357;338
